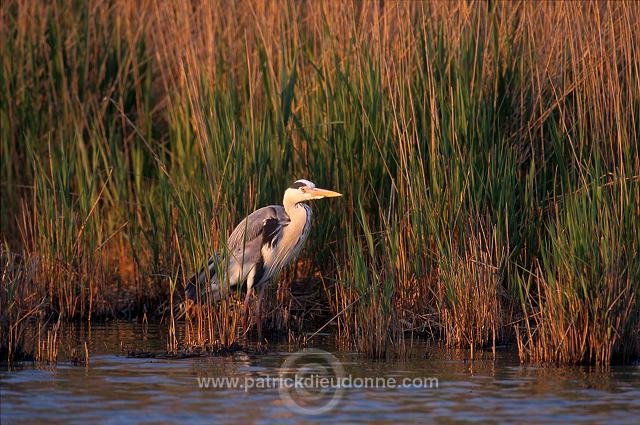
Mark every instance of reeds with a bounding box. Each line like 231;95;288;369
517;179;639;366
435;219;506;357
0;248;44;362
1;0;638;365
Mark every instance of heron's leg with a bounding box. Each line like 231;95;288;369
241;285;253;331
255;284;267;340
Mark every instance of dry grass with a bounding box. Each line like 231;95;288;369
436;219;506;358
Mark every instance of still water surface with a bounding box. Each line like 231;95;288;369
1;323;638;424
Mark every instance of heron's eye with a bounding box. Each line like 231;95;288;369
300;187;307;192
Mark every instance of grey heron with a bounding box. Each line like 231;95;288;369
185;179;341;338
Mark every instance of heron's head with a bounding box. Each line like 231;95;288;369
284;179;342;205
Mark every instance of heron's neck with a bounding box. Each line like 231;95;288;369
283;195;308;223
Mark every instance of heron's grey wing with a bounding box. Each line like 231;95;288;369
184;206;288;302
226;205;289;254
221;206;289;295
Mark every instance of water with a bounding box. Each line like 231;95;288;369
1;323;639;424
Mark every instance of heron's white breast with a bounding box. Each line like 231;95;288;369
261;204;311;281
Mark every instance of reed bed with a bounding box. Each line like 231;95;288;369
1;0;638;365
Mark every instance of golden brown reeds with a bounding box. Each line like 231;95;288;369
436;219;506;358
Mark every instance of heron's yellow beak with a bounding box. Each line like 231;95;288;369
309;188;342;198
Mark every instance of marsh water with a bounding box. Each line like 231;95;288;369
1;323;639;424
